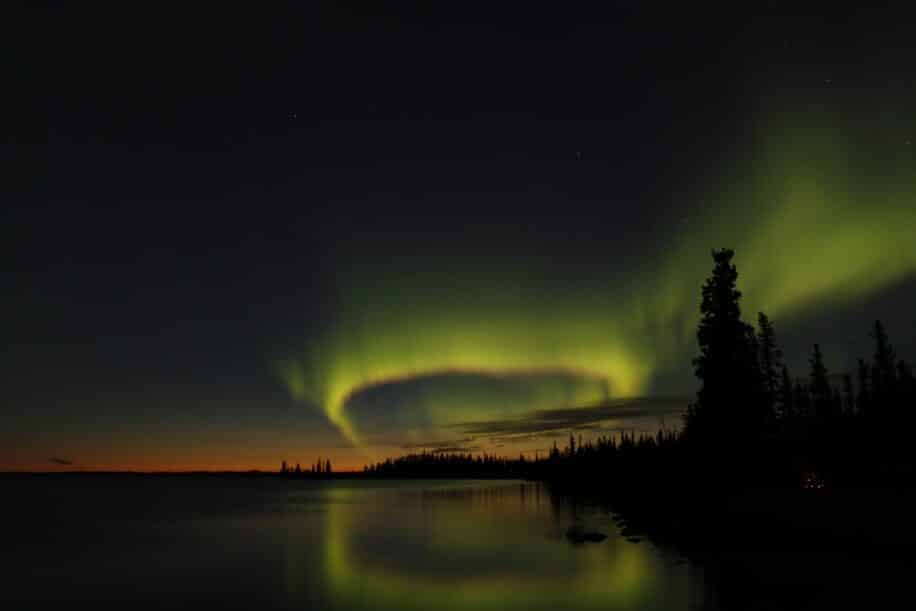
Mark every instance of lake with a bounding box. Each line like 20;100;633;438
2;476;708;609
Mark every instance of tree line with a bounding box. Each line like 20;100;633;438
680;249;916;489
364;452;529;478
687;249;916;441
280;457;332;477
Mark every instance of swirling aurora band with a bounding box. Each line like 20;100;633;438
278;109;916;447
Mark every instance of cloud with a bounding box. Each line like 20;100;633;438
430;446;483;454
399;437;483;454
49;457;73;466
400;437;477;450
448;396;688;438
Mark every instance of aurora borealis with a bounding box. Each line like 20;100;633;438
277;105;916;455
5;4;916;470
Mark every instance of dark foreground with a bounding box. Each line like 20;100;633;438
2;475;699;610
593;485;916;611
2;474;914;610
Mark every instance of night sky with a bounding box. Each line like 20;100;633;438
5;4;916;470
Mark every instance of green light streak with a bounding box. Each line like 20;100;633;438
658;107;916;317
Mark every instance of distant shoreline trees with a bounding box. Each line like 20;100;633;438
279;456;332;478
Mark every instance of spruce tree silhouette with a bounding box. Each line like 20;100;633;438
686;249;765;443
871;320;897;413
778;365;794;420
757;312;782;423
809;344;831;420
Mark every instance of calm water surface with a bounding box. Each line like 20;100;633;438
2;477;706;609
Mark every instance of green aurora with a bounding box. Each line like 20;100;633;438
278;107;916;448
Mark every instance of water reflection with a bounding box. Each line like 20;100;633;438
1;476;704;609
305;481;701;610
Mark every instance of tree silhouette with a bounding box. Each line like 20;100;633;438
686;249;766;441
757;312;782;420
871;320;897;418
778;365;793;419
808;344;830;420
